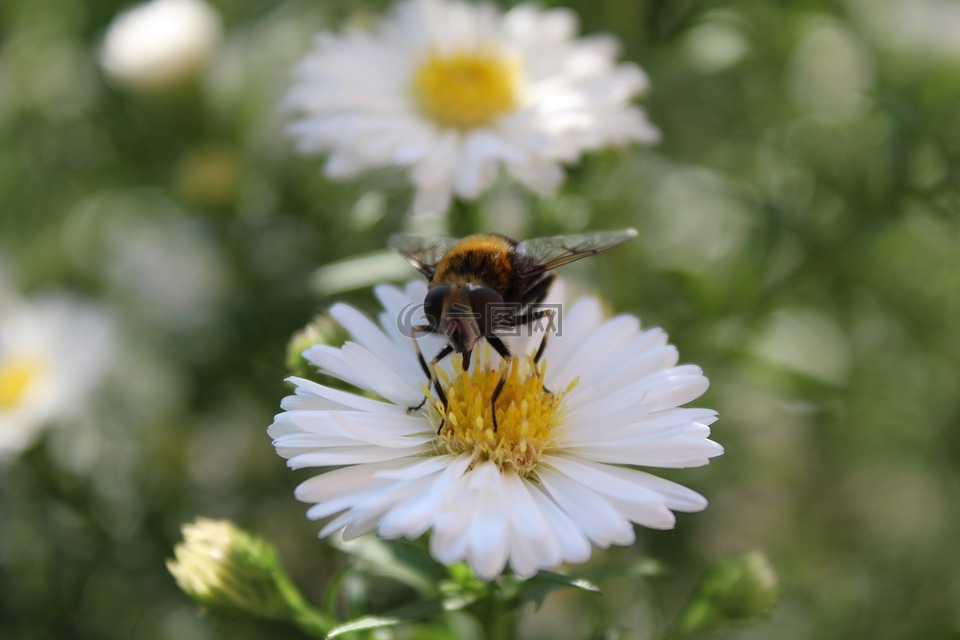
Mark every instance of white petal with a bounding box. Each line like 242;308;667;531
412;183;453;217
429;484;475;562
304;345;368;389
377;455;470;538
542;297;604;383
568;365;709;413
283;376;403;414
340;342;422;406
330;303;422;380
536;467;635;547
507;157;564;195
341;514;383;541
411;130;459;188
295;457;423;502
287;442;431;469
463;462;510;579
574;329;668;390
275;411;430;446
541;455;701;526
562;407;715;447
569;429;724;468
527;484;592;564
501;473;562;575
452;131;502;198
311;474;424;522
549;314;639;388
280;392;349;412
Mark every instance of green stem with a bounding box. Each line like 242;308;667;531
476;595;519;640
275;568;340;638
290;604;340;639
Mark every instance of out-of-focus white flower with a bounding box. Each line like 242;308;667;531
0;291;116;460
269;280;721;580
101;210;231;333
789;19;874;119
849;0;960;60
100;0;222;93
286;0;660;216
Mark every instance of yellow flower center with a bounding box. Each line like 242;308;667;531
0;357;40;410
428;350;575;477
413;48;520;129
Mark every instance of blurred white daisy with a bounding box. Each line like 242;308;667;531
285;0;660;216
0;292;116;460
269;281;721;580
100;0;222;93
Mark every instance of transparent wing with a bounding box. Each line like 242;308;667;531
516;229;638;272
387;234;460;279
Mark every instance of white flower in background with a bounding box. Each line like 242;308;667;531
100;0;222;93
285;0;660;216
269;281;721;580
101;210;231;333
849;0;960;60
0;293;116;460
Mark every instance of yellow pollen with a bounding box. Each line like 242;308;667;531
429;349;576;477
0;358;40;410
413;48;520;129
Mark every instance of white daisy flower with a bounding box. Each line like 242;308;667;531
100;0;222;93
0;293;116;460
285;0;660;216
269;280;721;580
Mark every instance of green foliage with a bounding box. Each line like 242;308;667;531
2;0;960;639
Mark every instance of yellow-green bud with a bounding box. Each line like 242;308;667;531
167;518;296;619
675;550;780;635
285;312;347;377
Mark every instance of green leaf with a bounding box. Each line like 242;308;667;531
515;571;603;610
331;536;446;596
325;593;480;638
535;571;603;594
579;557;665;582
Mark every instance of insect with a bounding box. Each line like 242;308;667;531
389;229;638;432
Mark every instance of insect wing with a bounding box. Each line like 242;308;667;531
388;234;460;279
516;229;638;272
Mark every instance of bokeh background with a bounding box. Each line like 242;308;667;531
2;0;959;638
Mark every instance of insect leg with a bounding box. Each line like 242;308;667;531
509;308;557;394
486;336;513;432
410;324;433;379
428;344;453;409
407;324;436;413
509;308;556;364
427;344;454;434
520;272;557;307
533;309;555;365
515;270;558;383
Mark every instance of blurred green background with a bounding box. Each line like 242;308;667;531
2;0;959;638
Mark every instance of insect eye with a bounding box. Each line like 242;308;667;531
423;286;449;328
467;286;504;334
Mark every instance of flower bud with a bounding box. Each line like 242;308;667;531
675;550;780;635
285;312;347;377
167;518;294;619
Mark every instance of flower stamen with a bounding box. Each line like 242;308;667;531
0;358;40;410
413;48;520;129
429;348;574;477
